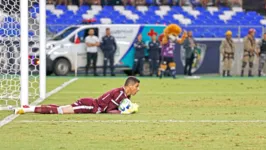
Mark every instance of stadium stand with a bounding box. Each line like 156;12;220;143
0;3;265;38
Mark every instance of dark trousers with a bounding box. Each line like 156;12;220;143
132;57;144;76
184;54;194;76
149;58;159;76
103;53;115;76
85;52;98;75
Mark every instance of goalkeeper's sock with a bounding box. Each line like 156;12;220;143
23;106;35;113
34;105;59;114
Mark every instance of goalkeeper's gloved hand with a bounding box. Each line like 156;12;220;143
120;103;139;115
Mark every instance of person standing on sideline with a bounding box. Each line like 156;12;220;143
101;28;117;76
257;33;266;77
183;31;196;76
147;30;161;76
132;34;146;76
220;30;235;77
241;28;257;77
85;29;100;76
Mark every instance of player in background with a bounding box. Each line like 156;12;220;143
15;76;140;115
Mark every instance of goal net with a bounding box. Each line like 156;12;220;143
0;0;46;110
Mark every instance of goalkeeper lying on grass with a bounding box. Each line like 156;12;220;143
15;76;140;115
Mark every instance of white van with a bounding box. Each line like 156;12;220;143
30;24;166;76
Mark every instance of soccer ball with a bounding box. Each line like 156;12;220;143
118;98;131;112
119;98;139;114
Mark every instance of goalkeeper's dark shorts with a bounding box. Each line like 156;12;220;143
71;98;99;114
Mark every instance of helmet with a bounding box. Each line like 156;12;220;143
225;30;232;36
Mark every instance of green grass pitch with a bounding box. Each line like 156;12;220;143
0;77;266;150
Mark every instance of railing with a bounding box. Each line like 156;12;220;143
46;24;265;39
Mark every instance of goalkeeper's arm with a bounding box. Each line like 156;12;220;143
106;103;139;115
106;110;121;114
106;98;139;115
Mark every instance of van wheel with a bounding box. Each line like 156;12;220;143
54;58;70;76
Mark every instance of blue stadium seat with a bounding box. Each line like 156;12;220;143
148;6;159;11
219;7;230;11
103;6;113;10
46;10;53;16
56;5;67;11
171;6;182;12
38;5;266;37
246;11;257;16
125;5;136;10
112;18;123;24
77;5;90;14
146;0;153;5
136;19;147;24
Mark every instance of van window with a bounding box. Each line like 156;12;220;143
52;27;78;41
70;28;99;43
70;29;86;43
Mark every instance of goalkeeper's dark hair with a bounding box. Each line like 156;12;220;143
124;76;140;86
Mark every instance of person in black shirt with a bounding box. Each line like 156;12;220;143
132;34;146;76
100;28;117;76
258;33;266;77
147;30;161;76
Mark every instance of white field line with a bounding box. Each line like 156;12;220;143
15;119;266;123
0;78;79;128
57;91;266;95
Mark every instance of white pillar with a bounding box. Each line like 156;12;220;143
20;0;29;106
39;0;46;99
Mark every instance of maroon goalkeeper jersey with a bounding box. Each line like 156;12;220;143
96;87;130;113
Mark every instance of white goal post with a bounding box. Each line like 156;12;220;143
0;0;46;110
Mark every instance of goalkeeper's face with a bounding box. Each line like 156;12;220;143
129;83;140;96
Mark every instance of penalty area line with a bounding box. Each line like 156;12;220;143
0;78;79;128
15;119;266;123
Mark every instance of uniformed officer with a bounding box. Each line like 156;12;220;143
100;28;117;76
147;30;161;76
220;30;235;77
132;34;146;76
258;33;266;77
241;28;257;77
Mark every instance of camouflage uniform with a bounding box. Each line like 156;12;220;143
241;35;256;77
220;38;235;77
